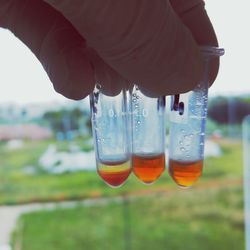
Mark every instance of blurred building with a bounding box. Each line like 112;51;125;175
0;124;52;141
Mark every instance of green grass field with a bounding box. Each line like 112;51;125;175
12;185;245;250
0;137;246;249
0;138;244;205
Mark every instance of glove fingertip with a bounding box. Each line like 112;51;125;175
45;47;95;100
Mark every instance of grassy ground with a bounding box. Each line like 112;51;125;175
12;185;245;250
0;138;244;205
4;137;245;249
204;139;243;179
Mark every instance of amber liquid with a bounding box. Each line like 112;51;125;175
132;153;165;184
97;160;131;188
168;159;203;188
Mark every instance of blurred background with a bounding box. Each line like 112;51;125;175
0;0;250;250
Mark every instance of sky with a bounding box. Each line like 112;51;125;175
0;0;249;105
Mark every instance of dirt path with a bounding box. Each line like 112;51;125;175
0;196;125;249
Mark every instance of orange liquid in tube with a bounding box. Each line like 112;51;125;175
132;153;165;184
97;160;131;187
168;159;203;188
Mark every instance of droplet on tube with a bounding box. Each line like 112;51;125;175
180;147;186;152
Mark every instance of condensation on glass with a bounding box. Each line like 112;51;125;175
90;85;131;188
168;46;225;188
130;85;166;184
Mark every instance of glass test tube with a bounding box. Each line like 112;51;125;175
243;115;250;250
90;85;131;188
131;85;166;184
168;46;225;188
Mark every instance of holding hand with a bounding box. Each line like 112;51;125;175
0;0;219;99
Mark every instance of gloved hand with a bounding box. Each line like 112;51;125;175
0;0;219;99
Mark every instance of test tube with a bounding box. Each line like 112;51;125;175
243;115;250;250
90;85;131;188
168;46;225;188
131;85;166;184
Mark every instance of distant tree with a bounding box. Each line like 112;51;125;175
242;97;250;104
208;96;250;124
86;117;92;133
43;110;64;133
42;108;91;134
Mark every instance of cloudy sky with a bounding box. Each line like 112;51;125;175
0;0;249;104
